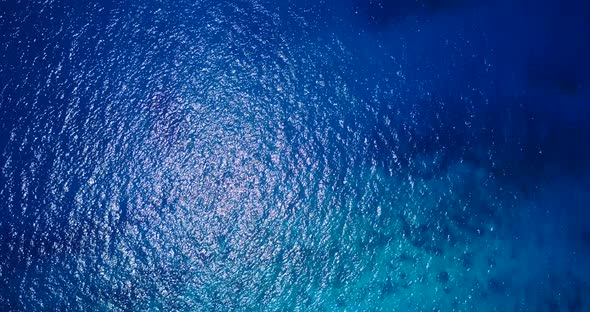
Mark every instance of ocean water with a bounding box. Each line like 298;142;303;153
1;0;589;311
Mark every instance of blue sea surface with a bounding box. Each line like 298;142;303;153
1;0;589;311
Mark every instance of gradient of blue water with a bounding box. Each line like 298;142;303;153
1;0;589;311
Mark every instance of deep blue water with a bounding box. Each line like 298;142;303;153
1;0;590;311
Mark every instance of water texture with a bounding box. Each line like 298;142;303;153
1;0;589;311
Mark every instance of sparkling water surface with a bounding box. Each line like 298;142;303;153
1;0;590;311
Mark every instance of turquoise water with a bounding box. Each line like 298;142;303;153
1;0;589;311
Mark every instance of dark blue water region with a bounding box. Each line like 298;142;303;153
1;0;589;311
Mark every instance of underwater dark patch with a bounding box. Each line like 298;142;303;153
352;0;468;30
